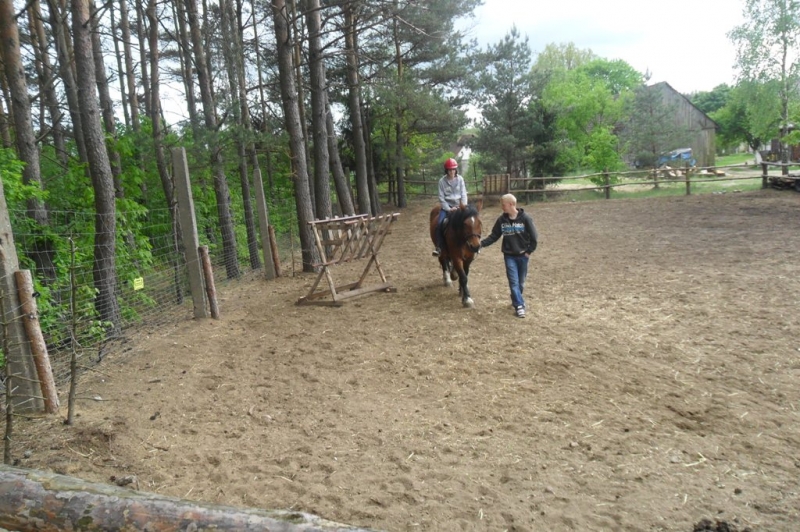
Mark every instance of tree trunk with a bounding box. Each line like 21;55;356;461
326;106;355;216
135;2;151;119
90;0;123;197
71;0;121;331
118;0;140;131
145;0;174;210
186;0;240;279
362;100;381;214
221;0;260;270
271;0;320;271
0;464;374;531
305;0;332;221
342;3;370;215
28;0;68;166
0;0;57;285
251;0;268;129
289;0;315;213
0;96;11;148
47;0;88;164
392;7;407;208
174;0;199;134
108;0;130;128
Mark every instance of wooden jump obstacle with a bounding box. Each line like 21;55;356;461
297;212;400;306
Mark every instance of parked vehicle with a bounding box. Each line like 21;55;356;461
657;148;696;167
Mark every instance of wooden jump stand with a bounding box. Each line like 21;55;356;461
297;212;400;306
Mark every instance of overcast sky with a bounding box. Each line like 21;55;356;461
460;0;746;94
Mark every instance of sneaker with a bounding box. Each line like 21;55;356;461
432;247;441;257
515;306;525;318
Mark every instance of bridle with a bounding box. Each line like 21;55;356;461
463;216;482;253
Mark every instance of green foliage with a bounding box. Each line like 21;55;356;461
578;59;644;97
543;58;641;174
690;84;732;115
357;0;478;186
582;127;625;181
729;0;800;161
729;0;800;84
1;151;44;211
532;42;596;73
709;83;768;152
472;26;537;175
635;151;658;168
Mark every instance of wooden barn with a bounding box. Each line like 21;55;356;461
649;81;718;168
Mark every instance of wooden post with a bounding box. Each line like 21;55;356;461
422;167;427;196
603;171;610;199
198;246;219;319
0;171;42;412
13;270;58;414
252;164;277;280
3;290;13;463
268;225;282;277
685;168;691;195
171;148;208;319
761;162;769;189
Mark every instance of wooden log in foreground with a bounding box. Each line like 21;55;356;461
0;465;377;532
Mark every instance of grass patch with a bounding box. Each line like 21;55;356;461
717;153;756;166
533;174;763;204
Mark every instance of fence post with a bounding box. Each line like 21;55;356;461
198;246;220;319
0;175;42;412
171;148;209;319
14;271;58;414
252;163;277;280
685;168;691;195
603;171;610;199
761;162;769;189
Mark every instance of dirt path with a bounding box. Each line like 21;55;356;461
16;190;800;531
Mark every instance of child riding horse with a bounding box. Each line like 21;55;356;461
429;203;482;308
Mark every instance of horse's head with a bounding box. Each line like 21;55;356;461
450;204;482;253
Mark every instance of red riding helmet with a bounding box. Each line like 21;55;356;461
444;158;458;171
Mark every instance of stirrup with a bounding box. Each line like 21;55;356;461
432;247;441;257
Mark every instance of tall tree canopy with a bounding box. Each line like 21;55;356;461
471;26;537;176
729;0;800;165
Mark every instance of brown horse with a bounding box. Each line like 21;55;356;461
429;203;483;308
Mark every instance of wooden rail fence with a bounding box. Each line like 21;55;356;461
387;162;800;203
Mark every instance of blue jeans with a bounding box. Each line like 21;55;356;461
436;209;448;248
504;254;529;309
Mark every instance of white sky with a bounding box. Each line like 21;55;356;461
460;0;747;94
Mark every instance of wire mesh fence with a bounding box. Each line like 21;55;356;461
0;198;309;420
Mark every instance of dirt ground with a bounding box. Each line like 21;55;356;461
14;189;800;531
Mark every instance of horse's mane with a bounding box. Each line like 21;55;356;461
449;204;480;232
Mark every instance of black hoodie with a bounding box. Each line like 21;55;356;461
480;208;538;256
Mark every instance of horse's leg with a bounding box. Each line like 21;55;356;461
453;257;474;308
440;258;452;287
462;258;474;307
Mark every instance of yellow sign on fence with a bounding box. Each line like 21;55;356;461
133;277;144;291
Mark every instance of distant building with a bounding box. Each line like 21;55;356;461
648;82;718;167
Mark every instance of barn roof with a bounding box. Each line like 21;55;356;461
649;81;719;130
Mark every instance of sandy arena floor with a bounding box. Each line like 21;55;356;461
14;189;800;531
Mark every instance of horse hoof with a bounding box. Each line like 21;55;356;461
463;298;474;308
